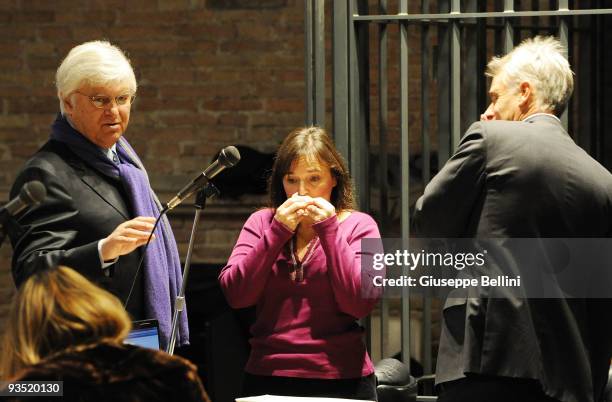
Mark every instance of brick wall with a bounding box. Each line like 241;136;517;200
0;0;305;327
1;0;590;340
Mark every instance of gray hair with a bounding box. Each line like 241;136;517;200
56;40;137;115
486;36;574;116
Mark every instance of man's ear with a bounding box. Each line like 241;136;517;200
61;93;74;114
518;82;533;109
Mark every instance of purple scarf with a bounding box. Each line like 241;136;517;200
50;114;189;348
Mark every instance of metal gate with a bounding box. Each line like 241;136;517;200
304;0;612;397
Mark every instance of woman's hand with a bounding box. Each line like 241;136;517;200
274;193;314;231
304;197;336;222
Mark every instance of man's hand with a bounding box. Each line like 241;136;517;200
274;193;314;231
100;216;156;261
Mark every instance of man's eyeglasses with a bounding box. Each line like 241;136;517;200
74;91;135;109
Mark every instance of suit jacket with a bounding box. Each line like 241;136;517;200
8;139;144;318
414;114;612;402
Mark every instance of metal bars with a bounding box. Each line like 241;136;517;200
437;0;451;167
420;0;432;373
504;0;515;53
304;0;325;127
399;0;411;369
558;0;569;128
450;0;461;151
378;0;390;361
353;9;612;22
350;0;370;212
333;1;350;158
308;0;608;396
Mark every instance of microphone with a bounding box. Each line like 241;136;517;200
166;146;241;210
0;181;46;220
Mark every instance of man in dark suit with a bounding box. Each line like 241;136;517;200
7;40;188;348
414;36;612;402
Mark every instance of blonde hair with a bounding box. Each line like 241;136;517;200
56;40;137;115
486;36;574;116
0;266;131;379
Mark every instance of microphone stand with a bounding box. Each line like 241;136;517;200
166;183;220;355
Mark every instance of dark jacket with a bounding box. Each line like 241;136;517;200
414;114;612;402
7;139;144;317
6;342;210;402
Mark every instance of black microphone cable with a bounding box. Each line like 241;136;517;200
123;205;169;311
122;145;240;310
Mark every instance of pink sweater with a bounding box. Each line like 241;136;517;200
218;208;381;379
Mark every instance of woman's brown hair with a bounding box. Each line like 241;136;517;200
269;126;355;210
0;266;131;379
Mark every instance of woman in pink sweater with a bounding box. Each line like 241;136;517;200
219;127;381;400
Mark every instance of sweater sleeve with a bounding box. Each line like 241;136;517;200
218;210;293;308
312;213;382;318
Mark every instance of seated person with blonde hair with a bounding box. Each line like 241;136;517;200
1;265;209;402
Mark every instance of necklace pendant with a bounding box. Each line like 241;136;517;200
295;265;304;282
289;236;316;283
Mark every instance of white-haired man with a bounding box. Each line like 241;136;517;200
415;36;612;401
7;41;188;349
